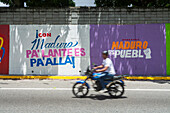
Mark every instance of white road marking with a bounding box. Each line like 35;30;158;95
0;88;170;91
126;89;170;91
0;88;72;90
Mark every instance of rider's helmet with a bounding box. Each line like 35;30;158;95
102;51;108;56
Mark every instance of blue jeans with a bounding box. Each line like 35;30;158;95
97;72;114;90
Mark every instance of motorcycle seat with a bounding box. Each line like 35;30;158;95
104;75;122;81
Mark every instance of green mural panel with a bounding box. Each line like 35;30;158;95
166;23;170;75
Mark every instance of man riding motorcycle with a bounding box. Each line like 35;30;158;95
93;51;116;90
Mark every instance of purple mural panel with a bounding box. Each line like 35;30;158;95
90;24;166;76
134;24;166;75
90;25;136;75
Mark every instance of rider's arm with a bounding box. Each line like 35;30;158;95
95;66;109;72
94;65;104;69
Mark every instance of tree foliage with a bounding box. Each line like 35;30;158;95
0;0;75;7
1;0;169;8
26;0;75;7
95;0;129;7
95;0;170;8
0;0;15;7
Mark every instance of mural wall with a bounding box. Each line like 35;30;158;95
90;24;166;75
166;23;170;75
9;25;90;75
0;25;9;74
0;24;169;76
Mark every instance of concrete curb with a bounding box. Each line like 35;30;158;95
125;76;170;80
0;76;170;80
0;76;87;80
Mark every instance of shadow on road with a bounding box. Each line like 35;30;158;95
0;82;8;84
152;81;170;84
43;83;49;85
72;94;127;100
127;80;170;84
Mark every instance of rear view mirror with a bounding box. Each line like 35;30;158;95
92;63;97;67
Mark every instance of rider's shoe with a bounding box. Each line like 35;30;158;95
103;90;109;93
98;89;108;93
94;87;102;91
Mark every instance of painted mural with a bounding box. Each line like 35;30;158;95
90;24;166;76
9;25;90;75
0;25;9;74
0;24;169;76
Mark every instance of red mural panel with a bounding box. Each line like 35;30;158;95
0;25;9;74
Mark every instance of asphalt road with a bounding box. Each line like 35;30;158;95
0;80;170;113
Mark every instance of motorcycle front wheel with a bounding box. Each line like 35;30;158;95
107;82;124;98
72;82;89;98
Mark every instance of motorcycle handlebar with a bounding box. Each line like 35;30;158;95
91;68;95;71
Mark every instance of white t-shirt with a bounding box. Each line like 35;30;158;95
102;58;116;75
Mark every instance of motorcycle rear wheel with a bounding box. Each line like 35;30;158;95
72;83;89;98
107;82;124;98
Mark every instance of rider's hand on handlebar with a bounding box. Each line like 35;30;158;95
95;70;100;73
93;67;98;70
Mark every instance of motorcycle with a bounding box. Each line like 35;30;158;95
72;66;125;98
